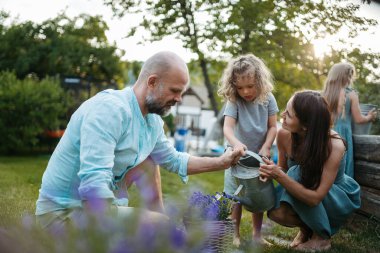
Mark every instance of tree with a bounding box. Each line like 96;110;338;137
0;12;124;82
104;0;227;114
199;0;378;108
103;0;378;112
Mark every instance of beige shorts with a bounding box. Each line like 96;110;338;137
36;206;168;230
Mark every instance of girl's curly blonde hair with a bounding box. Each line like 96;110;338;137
217;54;274;103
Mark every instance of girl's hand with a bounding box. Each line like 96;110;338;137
368;108;378;122
259;146;271;159
233;143;247;155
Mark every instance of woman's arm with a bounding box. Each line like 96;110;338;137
260;137;345;206
259;114;277;158
223;115;247;152
276;128;291;172
349;91;377;123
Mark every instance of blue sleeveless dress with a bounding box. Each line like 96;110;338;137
333;87;354;177
275;157;361;239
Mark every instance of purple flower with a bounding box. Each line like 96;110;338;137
109;239;135;253
187;191;233;221
170;227;187;249
21;214;34;230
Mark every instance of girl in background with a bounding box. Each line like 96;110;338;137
322;62;377;177
218;54;278;246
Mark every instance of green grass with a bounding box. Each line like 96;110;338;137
0;156;48;226
0;156;379;252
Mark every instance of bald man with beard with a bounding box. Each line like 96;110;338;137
35;51;243;229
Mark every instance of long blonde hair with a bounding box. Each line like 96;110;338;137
217;54;274;103
322;62;356;120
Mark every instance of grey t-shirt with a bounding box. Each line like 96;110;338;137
223;93;279;152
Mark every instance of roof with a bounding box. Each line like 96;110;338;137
182;86;204;105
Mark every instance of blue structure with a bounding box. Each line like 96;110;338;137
174;128;188;152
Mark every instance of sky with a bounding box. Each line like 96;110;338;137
1;0;379;62
0;0;196;62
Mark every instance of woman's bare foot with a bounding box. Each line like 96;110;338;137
295;234;331;252
253;237;273;247
290;229;311;248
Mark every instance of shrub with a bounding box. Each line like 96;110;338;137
0;71;69;154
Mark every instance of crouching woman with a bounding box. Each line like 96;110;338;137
260;90;360;251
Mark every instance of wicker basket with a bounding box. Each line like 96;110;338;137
183;217;234;252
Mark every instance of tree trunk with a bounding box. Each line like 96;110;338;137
240;29;250;54
199;58;219;115
177;0;219;115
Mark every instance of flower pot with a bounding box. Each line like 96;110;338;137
183;217;234;253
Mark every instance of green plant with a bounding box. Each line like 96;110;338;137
162;113;175;136
0;71;69;154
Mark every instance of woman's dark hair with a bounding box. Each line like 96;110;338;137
291;90;332;189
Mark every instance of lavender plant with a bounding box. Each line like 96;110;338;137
186;191;234;221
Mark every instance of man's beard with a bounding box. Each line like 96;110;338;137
146;92;175;116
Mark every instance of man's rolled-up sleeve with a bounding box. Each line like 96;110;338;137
150;127;190;183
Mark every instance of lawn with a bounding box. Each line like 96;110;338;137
0;156;379;252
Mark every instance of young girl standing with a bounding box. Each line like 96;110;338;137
217;54;278;246
322;62;377;177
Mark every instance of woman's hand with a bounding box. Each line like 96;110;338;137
259;157;284;181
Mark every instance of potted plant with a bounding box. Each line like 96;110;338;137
183;191;236;252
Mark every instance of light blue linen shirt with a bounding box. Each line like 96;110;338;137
36;87;189;215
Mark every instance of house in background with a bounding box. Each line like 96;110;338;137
171;85;224;155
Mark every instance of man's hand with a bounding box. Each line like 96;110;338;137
220;147;244;169
232;143;247;156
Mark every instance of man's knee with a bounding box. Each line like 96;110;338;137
36;209;80;231
117;206;168;222
125;157;158;187
136;157;157;171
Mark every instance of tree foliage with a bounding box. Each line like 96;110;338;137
0;11;124;82
0;71;70;154
103;0;378;113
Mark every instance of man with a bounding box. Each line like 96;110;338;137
35;51;242;228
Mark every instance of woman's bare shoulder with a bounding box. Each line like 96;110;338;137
277;128;291;146
330;131;346;156
278;127;290;137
